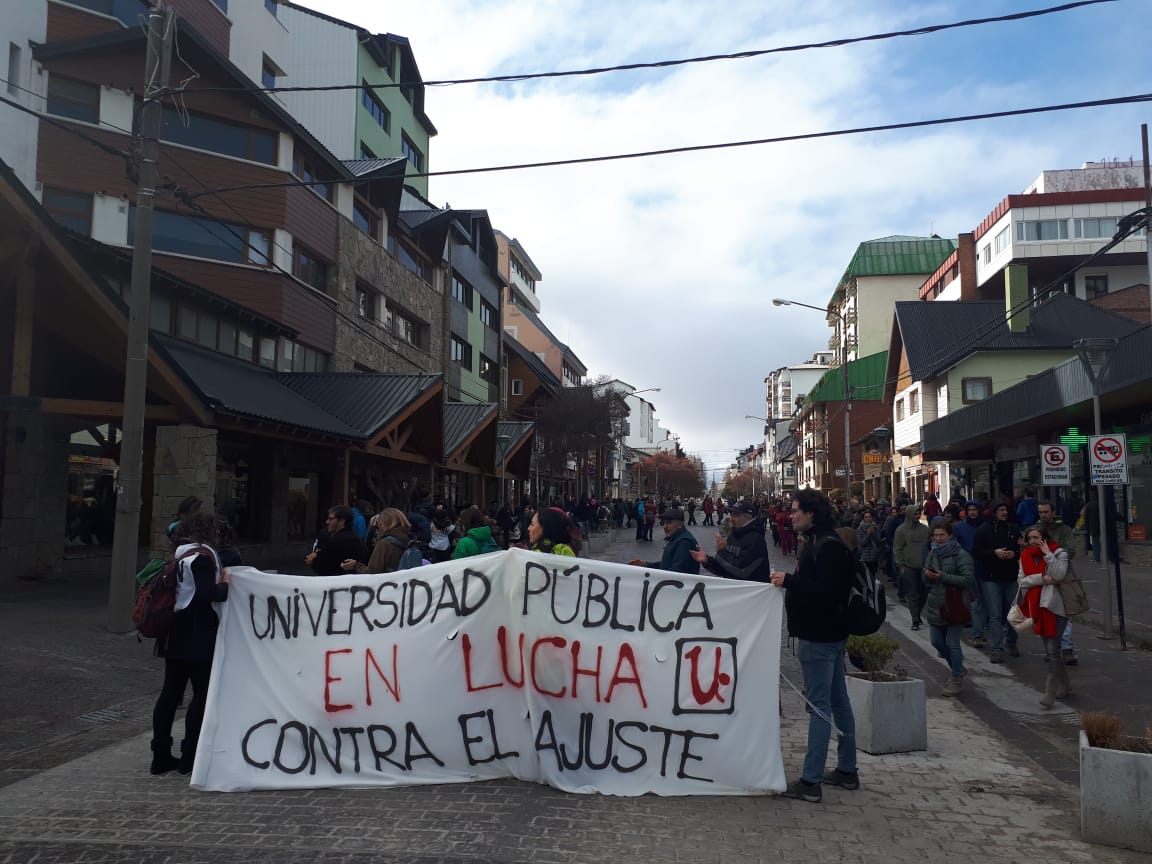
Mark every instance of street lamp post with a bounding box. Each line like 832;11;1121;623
773;298;852;505
1075;337;1119;640
870;425;892;501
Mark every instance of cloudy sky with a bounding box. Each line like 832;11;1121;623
298;0;1150;482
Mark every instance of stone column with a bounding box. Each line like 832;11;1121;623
149;424;217;556
0;404;69;582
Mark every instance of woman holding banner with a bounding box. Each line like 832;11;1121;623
529;507;577;556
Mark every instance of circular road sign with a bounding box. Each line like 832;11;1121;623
1092;436;1123;464
1043;447;1066;466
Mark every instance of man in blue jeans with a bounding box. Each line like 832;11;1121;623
770;489;858;803
973;502;1021;662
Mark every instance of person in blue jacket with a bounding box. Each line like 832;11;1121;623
630;509;700;574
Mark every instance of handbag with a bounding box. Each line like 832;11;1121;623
941;586;971;626
1007;589;1034;634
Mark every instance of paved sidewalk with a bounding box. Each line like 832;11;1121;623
0;527;1148;863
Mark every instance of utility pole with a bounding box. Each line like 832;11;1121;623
1142;124;1150;316
107;5;171;631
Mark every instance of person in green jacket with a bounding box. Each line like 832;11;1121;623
630;509;700;574
452;507;501;559
529;507;577;556
924;518;975;697
893;504;930;630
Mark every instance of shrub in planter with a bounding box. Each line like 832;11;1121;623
845;634;926;754
1080;712;1152;853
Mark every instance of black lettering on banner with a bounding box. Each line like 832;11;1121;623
309;726;343;775
348;586;376;633
326;588;350;635
647;580;682;632
241;718;275;768
610;576;636;632
584;573;611;627
406;579;434;625
649;724;717;783
367;724;404;771
433;573;463;621
458;569;492;615
403;721;445;768
372;582;400;628
458;709;521;765
676;583;714;630
611;721;648;773
338;727;365;772
522;562;551;615
302;590;327;636
272;721;310;774
551;565;583;624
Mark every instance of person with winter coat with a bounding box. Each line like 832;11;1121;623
892;505;930;629
529;507;577;556
306;506;368;576
631;509;700;574
702;496;715;526
855;510;881;579
691;501;771;582
1018;525;1074;708
954;501;988;647
151;511;230;775
452;506;501;559
972;503;1021;662
923;519;975;697
342;508;414;574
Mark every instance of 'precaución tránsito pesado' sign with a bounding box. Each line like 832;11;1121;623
191;548;786;795
1089;433;1129;485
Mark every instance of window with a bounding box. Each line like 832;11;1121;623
265;0;277;15
237;329;254;362
401;134;424;172
259;337;276;368
480;298;497;330
451;336;472;371
895;398;905;421
292;245;328;291
292;153;332;202
562;362;581;386
158;105;277;165
353;198;379;238
981;244;990;264
129;207;270;266
1074;217;1120;240
479;354;499;385
394;311;419;347
909;390;919;414
511;378;524;396
356;285;376;320
150;294;172;332
261;59;278;90
46;75;100;124
388;235;432;281
962;377;992;403
41;188;92;235
1084;274;1108;300
7;43;21;96
211;0;227;11
993;225;1010;254
219;320;237;355
361;81;390;132
359;141;377;160
1016;219;1068;242
451;273;474;309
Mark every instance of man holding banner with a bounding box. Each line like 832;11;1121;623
770;489;859;803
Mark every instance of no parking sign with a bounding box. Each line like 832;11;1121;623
1088;434;1129;485
1040;444;1070;486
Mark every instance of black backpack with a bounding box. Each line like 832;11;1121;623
815;535;886;636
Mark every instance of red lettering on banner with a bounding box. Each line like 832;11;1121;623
462;633;502;692
499;626;525;688
570;640;604;702
684;644;731;706
324;648;353;713
606;643;648;708
364;645;401;704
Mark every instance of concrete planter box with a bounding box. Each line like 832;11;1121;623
1080;730;1152;852
845;675;927;754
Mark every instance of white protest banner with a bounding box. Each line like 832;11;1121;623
191;548;785;795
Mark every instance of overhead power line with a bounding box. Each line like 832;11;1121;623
179;1;1115;94
181;90;1152;198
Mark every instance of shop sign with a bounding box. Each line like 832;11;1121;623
1128;525;1147;542
1039;445;1070;486
1088;434;1129;485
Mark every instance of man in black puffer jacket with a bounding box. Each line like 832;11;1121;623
770;489;858;804
691;501;771;582
973;502;1021;663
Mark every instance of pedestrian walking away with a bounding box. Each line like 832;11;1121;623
770;490;858;804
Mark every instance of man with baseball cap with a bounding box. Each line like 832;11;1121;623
629;508;700;574
691;500;771;583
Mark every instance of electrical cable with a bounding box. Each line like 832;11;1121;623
183;90;1152;196
0;90;132;162
178;1;1116;94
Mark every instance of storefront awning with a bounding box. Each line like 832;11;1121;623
443;402;498;470
922;326;1152;461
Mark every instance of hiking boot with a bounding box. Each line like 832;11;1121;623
1062;649;1079;666
823;769;860;790
990;651;1004;664
1040;672;1057;708
941;675;964;697
780;778;822;803
1054;664;1072;700
1008;645;1021;658
970;636;988;649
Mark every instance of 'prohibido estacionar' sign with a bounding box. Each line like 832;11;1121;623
191;548;786;795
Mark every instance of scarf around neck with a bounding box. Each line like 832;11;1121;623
931;538;961;559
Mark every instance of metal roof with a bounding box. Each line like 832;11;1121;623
806;352;889;403
343;158;408;178
922;325;1152;459
443;402;498;458
497;421;535;464
503;333;561;392
775;436;798;461
832;235;956;304
895;293;1142;381
280;373;441;438
155;336;361;438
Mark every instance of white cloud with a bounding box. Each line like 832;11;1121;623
302;0;1150;470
